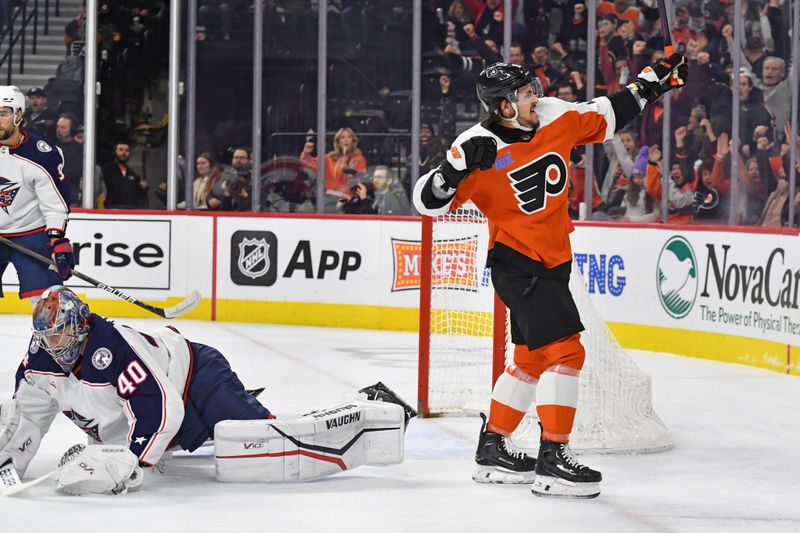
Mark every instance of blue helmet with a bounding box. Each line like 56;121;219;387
32;286;90;372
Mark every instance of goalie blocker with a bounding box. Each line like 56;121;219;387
215;398;406;482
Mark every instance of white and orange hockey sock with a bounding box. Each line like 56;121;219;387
536;364;580;443
486;363;538;436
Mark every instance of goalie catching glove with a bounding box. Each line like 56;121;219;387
628;52;688;104
53;444;143;496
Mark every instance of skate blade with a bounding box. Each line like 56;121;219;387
531;475;600;499
472;465;536;485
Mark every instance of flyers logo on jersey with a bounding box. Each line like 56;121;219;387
508;152;568;214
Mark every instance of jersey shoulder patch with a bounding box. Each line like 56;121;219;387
91;347;114;370
36;139;53;153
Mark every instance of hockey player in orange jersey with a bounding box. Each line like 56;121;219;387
413;56;687;498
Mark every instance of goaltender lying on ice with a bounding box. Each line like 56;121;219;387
0;286;417;496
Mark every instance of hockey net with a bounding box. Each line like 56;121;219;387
418;204;672;454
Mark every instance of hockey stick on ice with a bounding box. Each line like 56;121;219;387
0;235;200;319
0;460;62;496
0;444;86;496
0;459;22;494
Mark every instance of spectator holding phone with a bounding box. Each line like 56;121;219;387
337;180;376;215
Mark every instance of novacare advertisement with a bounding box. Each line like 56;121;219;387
571;225;800;347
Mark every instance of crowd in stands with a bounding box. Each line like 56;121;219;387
417;0;800;226
260;0;799;223
6;0;798;224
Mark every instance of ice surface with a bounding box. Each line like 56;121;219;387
1;314;799;533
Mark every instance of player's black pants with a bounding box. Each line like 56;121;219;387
489;243;584;351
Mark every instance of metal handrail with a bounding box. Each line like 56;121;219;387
0;0;41;84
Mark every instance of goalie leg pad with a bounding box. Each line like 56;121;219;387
214;400;405;483
0;400;21;452
0;400;42;478
54;445;143;496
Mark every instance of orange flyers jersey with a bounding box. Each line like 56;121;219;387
447;97;616;268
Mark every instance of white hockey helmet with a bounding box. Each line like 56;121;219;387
0;85;25;116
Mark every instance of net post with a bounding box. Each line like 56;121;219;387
418;215;433;417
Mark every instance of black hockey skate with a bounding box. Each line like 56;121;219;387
531;438;602;499
473;413;536;484
358;382;418;428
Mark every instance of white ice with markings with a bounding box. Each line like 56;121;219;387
1;314;799;533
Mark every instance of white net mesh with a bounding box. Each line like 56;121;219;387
426;205;672;454
427;205;496;414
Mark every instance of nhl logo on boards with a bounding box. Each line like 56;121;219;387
36;140;52;152
230;230;278;287
92;348;113;370
239;238;270;279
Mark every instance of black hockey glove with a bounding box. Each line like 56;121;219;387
629;53;688;104
440;136;498;188
460;136;497;172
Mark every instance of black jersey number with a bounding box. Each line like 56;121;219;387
508;152;569;214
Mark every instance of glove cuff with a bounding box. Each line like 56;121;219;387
46;229;66;239
628;80;658;104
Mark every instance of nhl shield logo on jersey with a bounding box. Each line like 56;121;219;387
91;348;114;370
508;152;568;215
29;335;41;354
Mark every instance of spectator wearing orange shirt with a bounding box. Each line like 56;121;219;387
645;140;696;224
300;127;367;212
597;0;641;32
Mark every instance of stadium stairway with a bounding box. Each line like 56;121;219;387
9;0;83;92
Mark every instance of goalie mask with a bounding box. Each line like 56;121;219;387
476;63;543;129
32;286;90;372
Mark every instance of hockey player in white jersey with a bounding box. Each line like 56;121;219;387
0;86;74;303
0;286;416;495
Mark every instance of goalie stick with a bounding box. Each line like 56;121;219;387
0;459;22;494
1;460;58;497
0;235;200;319
0;444;87;497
